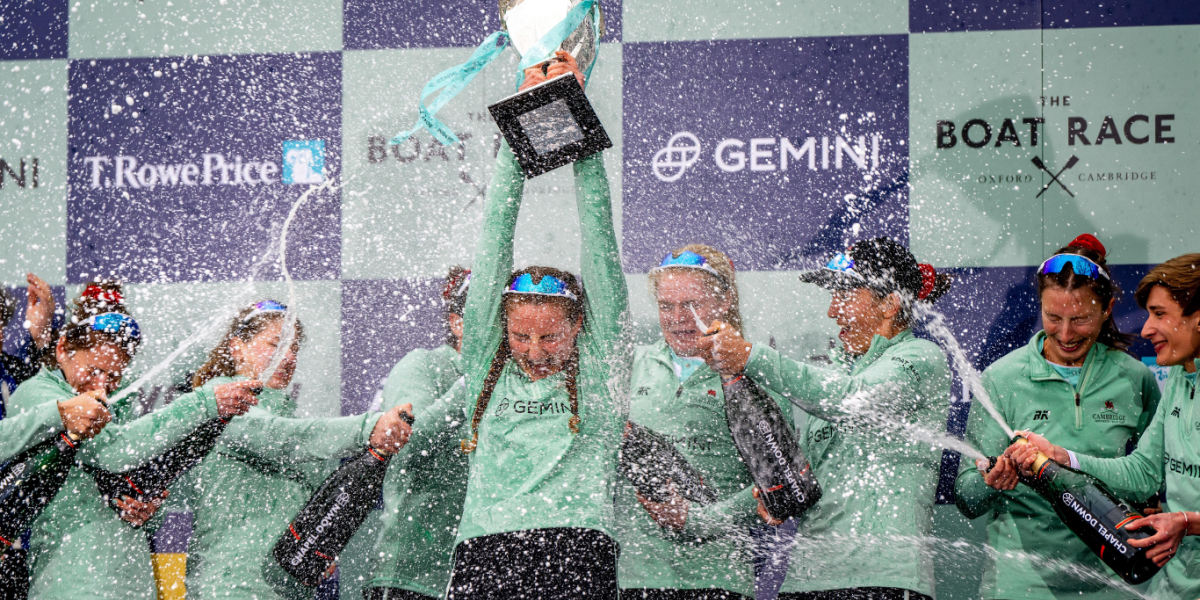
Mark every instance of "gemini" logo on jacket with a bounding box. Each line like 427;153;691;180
494;398;572;416
1164;452;1200;479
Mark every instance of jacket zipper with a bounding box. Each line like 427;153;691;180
1073;353;1098;430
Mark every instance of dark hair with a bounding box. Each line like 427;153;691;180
1038;239;1134;351
193;303;306;388
462;266;584;454
1135;253;1200;316
443;265;470;346
48;280;140;369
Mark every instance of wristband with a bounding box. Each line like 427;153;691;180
1184;511;1191;536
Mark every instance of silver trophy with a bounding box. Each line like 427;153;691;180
490;0;612;178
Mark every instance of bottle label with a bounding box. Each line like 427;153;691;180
1062;492;1129;554
758;419;808;504
0;463;25;491
289;491;352;566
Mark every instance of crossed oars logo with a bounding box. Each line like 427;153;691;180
1031;155;1079;198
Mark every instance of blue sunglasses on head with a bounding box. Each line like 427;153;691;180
242;300;288;323
650;250;727;284
81;312;141;343
505;273;578;302
1039;254;1109;280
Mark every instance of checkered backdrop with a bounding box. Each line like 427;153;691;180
2;1;1198;598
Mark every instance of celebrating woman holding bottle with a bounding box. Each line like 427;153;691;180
616;244;770;600
8;281;260;599
954;234;1160;599
703;238;953;600
444;53;629;600
363;267;472;600
1013;252;1200;600
160;300;413;599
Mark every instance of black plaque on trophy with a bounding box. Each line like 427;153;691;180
488;72;612;179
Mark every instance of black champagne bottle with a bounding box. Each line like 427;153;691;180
0;433;82;551
621;421;718;505
272;445;391;586
90;417;229;522
722;374;821;521
1008;436;1160;585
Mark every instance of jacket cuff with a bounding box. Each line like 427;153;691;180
744;343;771;377
193;387;220;421
35;398;65;434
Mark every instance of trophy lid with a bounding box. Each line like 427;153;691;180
500;0;604;79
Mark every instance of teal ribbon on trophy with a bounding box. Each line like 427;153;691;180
390;0;600;147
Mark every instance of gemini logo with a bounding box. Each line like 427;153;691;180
651;130;886;182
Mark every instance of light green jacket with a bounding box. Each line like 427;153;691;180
366;379;469;598
456;144;630;543
379;344;463;416
9;368;222;600
1069;360;1200;600
165;376;381;600
617;341;773;597
744;330;951;596
0;394;63;463
954;332;1160;600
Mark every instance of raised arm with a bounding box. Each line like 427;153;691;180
215;405;381;466
461;142;524;401
573;153;628;359
79;388;220;472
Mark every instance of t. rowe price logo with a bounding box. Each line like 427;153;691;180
81;152;282;189
652;131;885;182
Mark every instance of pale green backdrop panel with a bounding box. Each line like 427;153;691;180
120;280;343;419
341;43;623;281
623;0;907;42
0;60;68;286
909;30;1045;269
1041;25;1200;265
68;0;343;59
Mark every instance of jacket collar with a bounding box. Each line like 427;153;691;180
847;329;915;374
1023;330;1108;382
647;339;718;385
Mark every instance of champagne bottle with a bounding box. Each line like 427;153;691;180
271;411;413;587
0;433;82;550
621;421;718;506
1006;437;1160;585
722;374;820;522
90;417;229;523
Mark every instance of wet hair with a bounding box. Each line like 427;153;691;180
1136;253;1200;316
48;280;140;369
463;266;584;454
648;244;745;335
1038;237;1134;351
443;265;470;346
193;303;306;388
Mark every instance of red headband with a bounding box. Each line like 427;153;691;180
81;284;123;305
1067;233;1106;259
917;264;937;300
443;270;471;300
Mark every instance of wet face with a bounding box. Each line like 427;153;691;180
655;270;730;358
1141;285;1200;370
828;287;893;356
56;340;131;394
230;320;301;389
448;313;464;352
1040;286;1112;367
506;300;582;381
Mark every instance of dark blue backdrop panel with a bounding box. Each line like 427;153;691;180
622;36;910;273
0;0;67;61
66;53;343;284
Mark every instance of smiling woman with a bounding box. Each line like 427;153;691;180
953;234;1161;600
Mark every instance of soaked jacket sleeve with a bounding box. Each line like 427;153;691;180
212;393;382;466
0;398;61;463
953;373;1011;519
743;342;930;424
77;386;221;472
680;485;760;540
573;152;629;369
1075;396;1166;502
461;142;524;406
